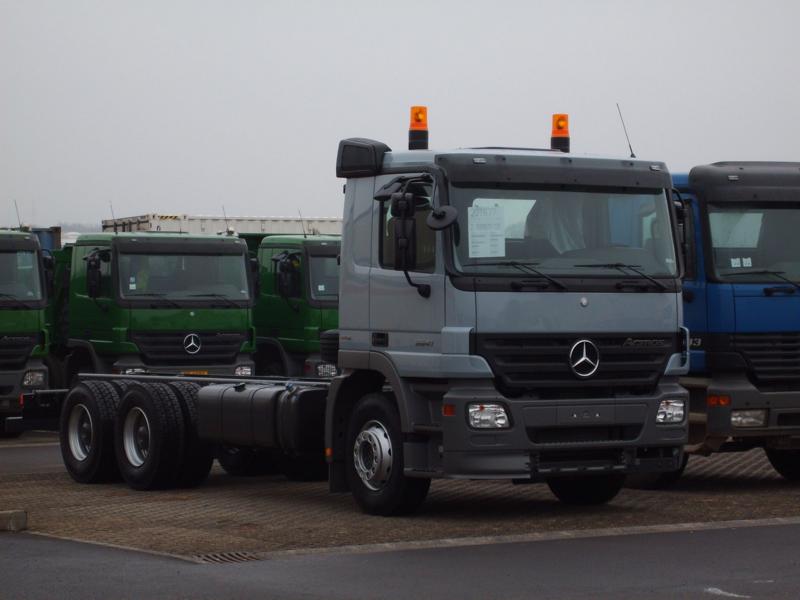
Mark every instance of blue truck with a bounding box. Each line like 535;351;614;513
674;162;800;481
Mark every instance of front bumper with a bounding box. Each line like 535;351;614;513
684;374;800;440
437;379;687;480
112;354;255;377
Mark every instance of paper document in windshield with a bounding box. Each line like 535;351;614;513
468;205;505;258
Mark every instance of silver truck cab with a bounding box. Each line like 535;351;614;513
325;111;689;515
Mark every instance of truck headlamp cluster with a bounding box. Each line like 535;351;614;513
656;398;685;424
731;409;767;428
315;363;338;378
468;403;510;429
22;370;46;388
234;366;253;377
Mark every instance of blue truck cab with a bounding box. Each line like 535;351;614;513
675;162;800;480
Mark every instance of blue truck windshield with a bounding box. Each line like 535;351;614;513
709;203;800;281
451;187;677;278
118;253;250;301
0;250;42;300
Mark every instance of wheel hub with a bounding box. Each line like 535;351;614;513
123;407;151;468
353;419;393;491
67;403;93;462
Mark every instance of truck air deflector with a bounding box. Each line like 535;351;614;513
435;154;671;189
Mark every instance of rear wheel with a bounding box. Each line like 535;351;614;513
766;448;800;481
168;382;214;487
346;393;430;516
114;383;185;490
59;381;121;483
547;474;626;505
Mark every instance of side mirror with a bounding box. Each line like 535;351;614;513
274;253;301;299
249;256;261;298
426;205;458;231
42;254;55;297
86;255;102;298
391;192;417;271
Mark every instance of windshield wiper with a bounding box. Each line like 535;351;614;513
126;292;182;309
573;263;667;291
186;293;243;307
0;292;35;308
718;269;800;292
464;261;567;291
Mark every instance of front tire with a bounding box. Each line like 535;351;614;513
766;448;800;481
547;474;625;505
59;381;121;483
345;393;430;516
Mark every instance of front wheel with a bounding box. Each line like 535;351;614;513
547;474;626;505
346;393;430;516
766;448;800;481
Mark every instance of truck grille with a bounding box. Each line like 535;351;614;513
0;334;37;369
131;331;246;365
732;333;800;389
475;333;678;398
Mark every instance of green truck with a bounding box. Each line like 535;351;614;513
48;232;257;384
0;230;51;437
252;234;340;377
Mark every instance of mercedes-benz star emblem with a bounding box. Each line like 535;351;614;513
183;333;201;355
569;339;600;378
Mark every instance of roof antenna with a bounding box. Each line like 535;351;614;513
297;209;307;239
109;201;117;233
13;199;22;228
222;205;232;235
616;103;636;159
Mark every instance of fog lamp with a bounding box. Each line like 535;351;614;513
22;370;46;387
656;398;685;424
468;403;510;429
234;366;253;376
316;362;338;378
731;409;766;428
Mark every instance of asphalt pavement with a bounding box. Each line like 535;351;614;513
2;523;800;599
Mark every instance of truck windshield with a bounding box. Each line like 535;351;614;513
450;186;677;278
0;250;42;301
118;253;250;302
708;203;800;282
308;255;339;301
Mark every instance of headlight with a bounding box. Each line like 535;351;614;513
121;367;148;375
22;370;46;387
731;409;766;428
234;366;253;376
316;362;338;378
467;403;510;429
656;398;685;424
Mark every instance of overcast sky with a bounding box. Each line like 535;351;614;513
2;0;799;227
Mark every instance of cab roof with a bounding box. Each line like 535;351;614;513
259;234;341;248
74;232;246;247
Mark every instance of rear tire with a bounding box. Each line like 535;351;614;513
346;393;430;516
168;382;214;487
547;474;625;505
114;383;185;490
766;448;800;481
59;381;121;483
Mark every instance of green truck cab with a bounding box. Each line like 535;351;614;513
51;232;257;382
253;234;339;377
0;230;50;435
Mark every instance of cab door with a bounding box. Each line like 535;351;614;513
368;174;446;376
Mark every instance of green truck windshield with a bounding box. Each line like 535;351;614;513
450;186;677;278
0;250;42;300
118;253;249;300
709;203;800;281
309;255;339;301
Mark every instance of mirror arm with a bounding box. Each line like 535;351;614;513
403;269;431;298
